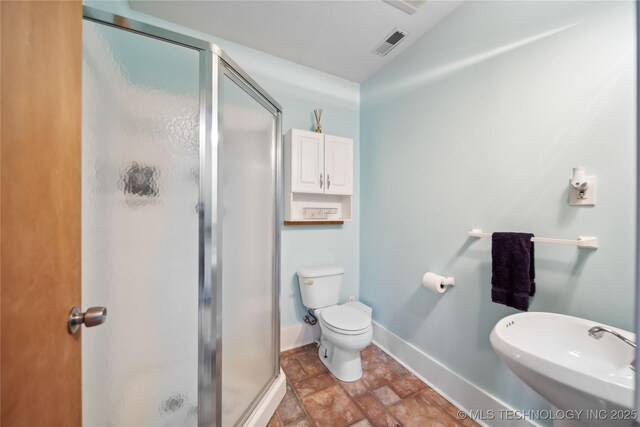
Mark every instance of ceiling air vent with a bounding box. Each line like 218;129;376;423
372;28;409;57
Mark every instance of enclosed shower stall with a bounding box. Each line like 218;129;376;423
81;7;282;426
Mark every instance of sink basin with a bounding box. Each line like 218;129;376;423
490;312;635;426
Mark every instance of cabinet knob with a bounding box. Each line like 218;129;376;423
327;175;331;189
320;173;323;189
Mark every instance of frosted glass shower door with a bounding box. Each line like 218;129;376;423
220;71;278;425
82;20;200;426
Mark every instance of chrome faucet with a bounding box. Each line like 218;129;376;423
588;326;636;371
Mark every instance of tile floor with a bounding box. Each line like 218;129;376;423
268;343;479;427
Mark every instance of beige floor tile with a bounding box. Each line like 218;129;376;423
293;372;336;398
371;386;401;407
353;392;401;427
301;384;366;427
388;374;426;398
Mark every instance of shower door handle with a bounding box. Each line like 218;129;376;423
68;306;107;334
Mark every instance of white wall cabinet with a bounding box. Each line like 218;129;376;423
324;135;353;196
285;129;353;223
290;129;324;194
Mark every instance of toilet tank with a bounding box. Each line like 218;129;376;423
297;265;344;309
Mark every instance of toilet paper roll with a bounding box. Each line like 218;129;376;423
422;272;448;294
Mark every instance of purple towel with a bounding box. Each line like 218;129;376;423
491;232;535;311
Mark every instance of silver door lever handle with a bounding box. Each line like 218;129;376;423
68;306;107;334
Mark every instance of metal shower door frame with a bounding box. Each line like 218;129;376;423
82;7;283;427
217;60;283;426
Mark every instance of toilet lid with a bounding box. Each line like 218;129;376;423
321;305;370;332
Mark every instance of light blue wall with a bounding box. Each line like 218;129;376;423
360;0;635;420
84;1;360;329
85;0;636;419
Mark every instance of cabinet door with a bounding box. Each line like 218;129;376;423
324;135;353;195
291;129;325;194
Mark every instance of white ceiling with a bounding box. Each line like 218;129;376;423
128;0;464;83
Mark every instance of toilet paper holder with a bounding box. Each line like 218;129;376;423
422;272;456;294
440;276;455;286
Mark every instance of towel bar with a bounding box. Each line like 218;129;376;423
467;229;598;249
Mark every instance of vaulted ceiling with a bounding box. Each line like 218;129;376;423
129;1;464;82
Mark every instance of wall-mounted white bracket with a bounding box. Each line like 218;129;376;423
576;236;599;249
569;176;596;205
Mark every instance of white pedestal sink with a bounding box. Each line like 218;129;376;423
490;312;635;427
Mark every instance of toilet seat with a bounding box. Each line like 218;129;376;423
320;305;371;335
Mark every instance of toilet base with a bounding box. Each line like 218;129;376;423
318;336;365;382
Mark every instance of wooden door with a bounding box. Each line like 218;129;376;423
289;129;325;194
1;2;82;426
324;135;353;196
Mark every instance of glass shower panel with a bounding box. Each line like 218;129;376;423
82;20;200;426
221;74;277;425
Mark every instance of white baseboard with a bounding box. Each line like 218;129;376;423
281;323;320;352
244;368;287;427
371;321;539;427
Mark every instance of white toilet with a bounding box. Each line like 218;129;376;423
297;265;373;382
